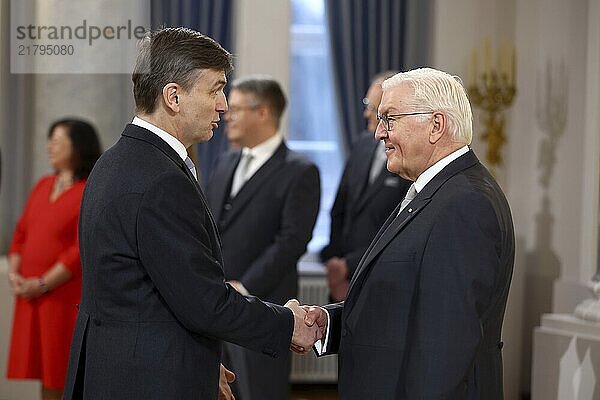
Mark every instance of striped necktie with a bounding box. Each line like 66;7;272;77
397;184;417;216
230;152;254;197
184;157;198;181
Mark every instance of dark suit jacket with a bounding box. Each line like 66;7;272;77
206;142;320;400
63;124;293;400
207;142;320;305
320;133;411;277
320;151;515;400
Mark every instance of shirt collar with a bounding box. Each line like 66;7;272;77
413;145;470;193
242;132;283;159
132;116;188;162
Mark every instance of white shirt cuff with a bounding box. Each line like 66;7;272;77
312;308;331;355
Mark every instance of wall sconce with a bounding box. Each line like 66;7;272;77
467;38;517;170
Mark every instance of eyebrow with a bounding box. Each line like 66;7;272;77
212;79;227;90
379;107;398;114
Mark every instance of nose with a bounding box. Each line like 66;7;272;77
374;120;387;141
216;91;228;114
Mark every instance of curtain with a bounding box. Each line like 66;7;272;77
0;0;35;252
326;0;407;150
151;0;234;187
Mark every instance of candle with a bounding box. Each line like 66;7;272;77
469;48;478;86
483;37;491;86
499;42;507;82
510;45;516;85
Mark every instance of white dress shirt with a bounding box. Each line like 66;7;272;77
411;145;469;195
132;116;188;162
132;116;198;180
230;133;283;197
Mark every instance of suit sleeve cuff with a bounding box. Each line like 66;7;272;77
312;308;331;355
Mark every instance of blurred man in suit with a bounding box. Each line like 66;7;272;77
207;76;320;400
303;68;515;399
64;28;320;400
320;71;411;301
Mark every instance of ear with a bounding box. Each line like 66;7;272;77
162;83;180;113
429;111;446;144
256;105;271;122
256;104;272;122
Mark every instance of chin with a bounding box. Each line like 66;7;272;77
386;162;401;176
196;130;213;144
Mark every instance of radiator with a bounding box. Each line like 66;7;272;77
290;269;338;383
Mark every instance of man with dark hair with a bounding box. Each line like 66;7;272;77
206;75;321;400
64;28;319;400
321;71;411;301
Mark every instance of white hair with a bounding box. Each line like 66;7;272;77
382;68;473;145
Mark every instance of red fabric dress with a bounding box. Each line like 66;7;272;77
6;175;85;391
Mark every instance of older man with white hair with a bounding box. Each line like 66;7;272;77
301;67;515;400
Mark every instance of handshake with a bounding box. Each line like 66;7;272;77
284;299;328;354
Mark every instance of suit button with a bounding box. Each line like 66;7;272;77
342;329;348;337
93;318;101;326
262;347;277;357
497;341;504;350
224;203;232;211
76;304;80;310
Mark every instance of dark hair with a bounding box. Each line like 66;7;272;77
48;119;102;180
231;75;287;128
132;27;234;114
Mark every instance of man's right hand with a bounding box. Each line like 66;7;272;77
285;299;323;354
303;305;328;342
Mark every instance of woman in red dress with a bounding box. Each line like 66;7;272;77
6;119;101;400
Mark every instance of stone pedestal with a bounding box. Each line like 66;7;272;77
532;313;600;400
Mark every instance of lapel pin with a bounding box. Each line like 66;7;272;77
408;208;413;213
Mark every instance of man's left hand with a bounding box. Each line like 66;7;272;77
218;364;236;400
325;257;348;285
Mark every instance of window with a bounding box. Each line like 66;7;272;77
288;0;343;253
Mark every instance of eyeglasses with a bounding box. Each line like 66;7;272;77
362;97;377;112
225;104;262;121
377;112;433;131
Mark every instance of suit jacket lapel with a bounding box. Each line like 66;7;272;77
122;124;223;254
210;151;240;224
353;165;387;214
350;199;401;279
350;140;379;208
344;197;423;307
220;143;287;228
123;124;201;192
345;150;480;311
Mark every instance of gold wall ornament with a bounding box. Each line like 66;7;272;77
467;39;517;170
